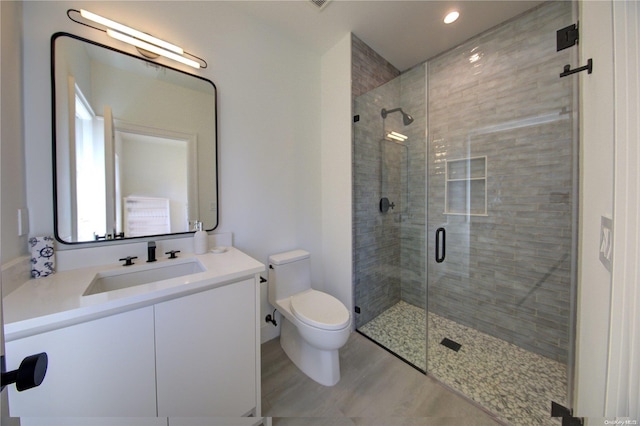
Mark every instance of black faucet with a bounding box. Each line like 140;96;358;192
119;256;137;266
165;250;181;259
147;241;157;263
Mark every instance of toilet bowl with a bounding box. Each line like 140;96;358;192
268;250;351;386
291;289;350;350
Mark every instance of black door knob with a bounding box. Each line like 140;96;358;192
1;352;48;392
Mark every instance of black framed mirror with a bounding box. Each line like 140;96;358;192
51;32;217;244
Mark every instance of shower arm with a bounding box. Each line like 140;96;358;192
381;108;401;119
381;108;414;125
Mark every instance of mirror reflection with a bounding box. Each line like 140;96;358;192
52;33;217;243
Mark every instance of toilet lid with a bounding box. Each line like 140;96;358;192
290;290;350;331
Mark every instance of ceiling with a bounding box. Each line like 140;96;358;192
229;0;544;71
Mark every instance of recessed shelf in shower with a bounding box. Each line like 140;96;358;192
444;156;487;216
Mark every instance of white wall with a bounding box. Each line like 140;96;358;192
1;0;28;264
575;0;614;417
1;3;26;424
19;1;323;340
320;34;353;311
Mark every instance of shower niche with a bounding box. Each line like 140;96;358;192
444;156;487;216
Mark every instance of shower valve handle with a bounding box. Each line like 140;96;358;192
380;197;395;213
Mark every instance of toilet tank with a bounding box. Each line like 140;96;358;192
268;250;311;304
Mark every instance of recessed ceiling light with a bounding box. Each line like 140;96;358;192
444;11;460;24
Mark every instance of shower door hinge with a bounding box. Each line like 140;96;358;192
551;401;584;426
556;23;592;79
353;115;360;123
557;23;579;51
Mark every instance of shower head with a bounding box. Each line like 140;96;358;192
381;107;414;125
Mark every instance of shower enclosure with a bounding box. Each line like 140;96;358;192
353;2;577;424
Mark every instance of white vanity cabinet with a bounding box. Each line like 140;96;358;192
6;306;157;417
155;278;257;417
4;247;264;422
6;273;262;421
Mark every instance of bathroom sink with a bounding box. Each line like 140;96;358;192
83;259;206;296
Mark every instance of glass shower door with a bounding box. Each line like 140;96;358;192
353;66;427;372
425;2;577;424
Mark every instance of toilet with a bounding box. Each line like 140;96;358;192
268;249;351;386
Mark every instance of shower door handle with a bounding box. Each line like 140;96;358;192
435;228;446;263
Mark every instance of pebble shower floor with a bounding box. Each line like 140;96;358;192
358;301;567;425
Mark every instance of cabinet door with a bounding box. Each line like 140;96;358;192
155;279;256;417
6;307;157;416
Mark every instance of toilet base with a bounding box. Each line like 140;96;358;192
280;317;341;386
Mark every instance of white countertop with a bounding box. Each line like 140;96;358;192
3;247;265;341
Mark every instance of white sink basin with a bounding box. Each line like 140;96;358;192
83;259;206;296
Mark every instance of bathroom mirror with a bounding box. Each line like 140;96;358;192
52;33;217;244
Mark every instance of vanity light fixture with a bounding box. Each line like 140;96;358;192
444;10;460;24
106;30;200;69
67;9;207;69
79;9;183;54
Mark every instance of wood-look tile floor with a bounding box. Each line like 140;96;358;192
261;332;502;425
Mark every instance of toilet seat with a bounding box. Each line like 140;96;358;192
290;290;350;331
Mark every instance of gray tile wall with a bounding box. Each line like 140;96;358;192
351;34;401;98
427;1;575;363
353;78;403;327
352;35;401;327
352;53;427;328
398;65;427;309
